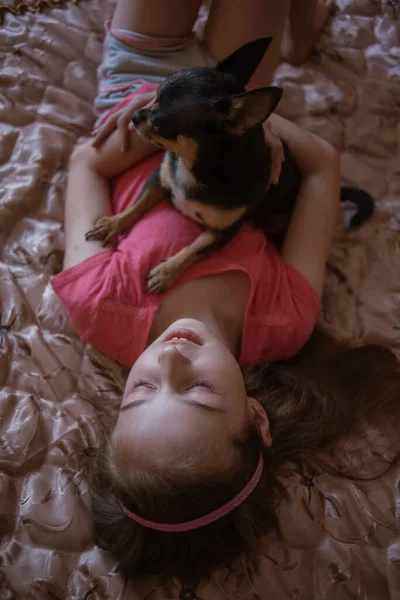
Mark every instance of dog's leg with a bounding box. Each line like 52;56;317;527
146;230;220;294
85;171;165;246
146;222;242;294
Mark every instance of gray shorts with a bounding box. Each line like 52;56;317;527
94;20;215;122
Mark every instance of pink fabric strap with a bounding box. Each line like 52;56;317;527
118;453;264;533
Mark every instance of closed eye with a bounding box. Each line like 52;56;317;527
131;378;216;393
186;379;216;392
132;379;156;390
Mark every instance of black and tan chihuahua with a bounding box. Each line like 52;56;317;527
86;37;373;293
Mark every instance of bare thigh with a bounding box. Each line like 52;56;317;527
204;0;291;86
111;0;202;37
110;0;289;86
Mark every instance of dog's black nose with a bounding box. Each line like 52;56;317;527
131;111;141;127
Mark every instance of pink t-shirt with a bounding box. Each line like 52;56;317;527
51;86;321;367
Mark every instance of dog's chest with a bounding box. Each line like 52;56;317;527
159;151;197;214
158;150;249;230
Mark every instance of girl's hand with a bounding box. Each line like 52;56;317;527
263;119;285;186
91;91;157;152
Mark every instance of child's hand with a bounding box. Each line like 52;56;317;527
263;119;285;186
91;91;157;152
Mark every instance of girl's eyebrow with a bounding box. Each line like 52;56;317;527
120;398;224;413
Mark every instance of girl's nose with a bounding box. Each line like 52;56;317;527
157;344;191;373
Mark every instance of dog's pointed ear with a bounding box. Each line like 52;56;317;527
221;87;283;134
216;37;273;87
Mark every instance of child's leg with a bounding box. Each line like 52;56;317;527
204;0;333;87
110;0;202;37
281;0;334;65
204;0;290;87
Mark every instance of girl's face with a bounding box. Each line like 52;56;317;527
114;319;271;464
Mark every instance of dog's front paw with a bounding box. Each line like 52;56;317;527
85;216;124;246
146;258;180;294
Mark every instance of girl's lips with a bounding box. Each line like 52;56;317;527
163;328;203;346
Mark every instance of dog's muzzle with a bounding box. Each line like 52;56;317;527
131;111;154;141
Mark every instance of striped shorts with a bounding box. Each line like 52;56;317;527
94;20;215;124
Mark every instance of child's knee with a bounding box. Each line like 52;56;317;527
69;141;104;174
69;141;93;165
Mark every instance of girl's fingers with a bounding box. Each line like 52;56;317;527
270;150;283;185
117;93;156;152
118;115;131;152
91;124;113;148
91;112;121;148
90;91;157;150
263;121;285;185
130;91;157;111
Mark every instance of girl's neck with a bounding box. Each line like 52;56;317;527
147;271;250;357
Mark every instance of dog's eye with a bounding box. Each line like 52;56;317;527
151;116;161;131
151;117;176;140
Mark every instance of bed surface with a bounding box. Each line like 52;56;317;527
0;1;400;598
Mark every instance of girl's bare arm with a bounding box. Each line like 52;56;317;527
268;114;340;297
63;109;158;270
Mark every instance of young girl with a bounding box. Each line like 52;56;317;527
49;0;400;589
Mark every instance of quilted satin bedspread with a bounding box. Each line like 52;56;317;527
0;0;400;598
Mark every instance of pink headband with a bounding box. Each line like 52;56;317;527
118;453;264;533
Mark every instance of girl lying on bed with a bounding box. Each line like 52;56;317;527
51;0;400;588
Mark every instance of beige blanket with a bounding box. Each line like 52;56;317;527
0;1;399;598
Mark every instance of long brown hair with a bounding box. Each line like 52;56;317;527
90;330;400;584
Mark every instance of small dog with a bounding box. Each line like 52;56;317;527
86;37;373;293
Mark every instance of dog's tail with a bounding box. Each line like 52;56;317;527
340;187;374;228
